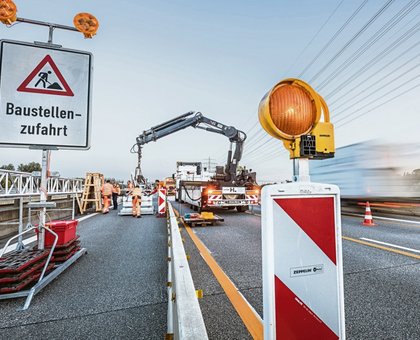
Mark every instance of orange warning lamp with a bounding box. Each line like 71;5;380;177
0;0;17;25
259;78;334;159
73;12;99;38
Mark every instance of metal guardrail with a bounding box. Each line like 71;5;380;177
167;202;208;340
0;169;83;198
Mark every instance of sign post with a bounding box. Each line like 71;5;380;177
258;78;345;339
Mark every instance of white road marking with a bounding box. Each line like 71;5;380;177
360;237;420;254
77;213;99;222
344;213;420;225
1;213;99;255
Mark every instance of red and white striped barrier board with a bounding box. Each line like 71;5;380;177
158;188;167;215
246;194;259;204
208;195;222;202
262;182;345;339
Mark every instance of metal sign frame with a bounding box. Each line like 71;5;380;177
0;39;93;150
261;181;346;339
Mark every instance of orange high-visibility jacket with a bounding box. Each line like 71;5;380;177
131;187;142;198
102;183;113;196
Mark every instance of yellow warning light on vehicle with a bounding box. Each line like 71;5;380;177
0;0;17;25
258;78;335;159
73;12;99;38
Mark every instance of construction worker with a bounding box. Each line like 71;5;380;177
131;185;142;218
126;179;133;194
112;182;121;210
101;179;113;214
148;179;162;196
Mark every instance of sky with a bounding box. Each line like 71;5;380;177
0;0;419;182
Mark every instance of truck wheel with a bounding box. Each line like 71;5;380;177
237;205;249;212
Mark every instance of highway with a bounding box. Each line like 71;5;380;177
0;210;168;339
172;201;420;339
0;201;419;339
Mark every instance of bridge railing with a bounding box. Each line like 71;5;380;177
0;169;84;198
167;202;208;339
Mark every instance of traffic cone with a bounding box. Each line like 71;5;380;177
362;201;375;226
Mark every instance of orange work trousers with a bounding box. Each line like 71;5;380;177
103;195;111;213
132;196;141;217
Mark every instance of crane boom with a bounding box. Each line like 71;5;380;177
132;111;247;184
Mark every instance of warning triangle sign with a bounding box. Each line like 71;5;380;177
17;55;74;97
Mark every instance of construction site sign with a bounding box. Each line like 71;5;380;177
0;40;92;150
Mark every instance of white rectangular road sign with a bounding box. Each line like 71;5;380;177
261;182;345;340
0;40;92;150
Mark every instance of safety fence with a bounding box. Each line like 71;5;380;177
0;169;84;241
0;169;84;198
167;202;208;339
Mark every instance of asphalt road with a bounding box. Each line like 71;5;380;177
174;201;420;339
0;209;168;340
2;200;418;339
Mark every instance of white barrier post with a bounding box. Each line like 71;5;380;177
262;182;345;339
157;187;167;217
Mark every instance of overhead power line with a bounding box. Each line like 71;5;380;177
332;57;420;113
335;73;420;125
298;0;369;78
316;0;420;91
284;0;345;76
336;81;420;128
308;0;395;83
325;20;420;100
328;41;420;105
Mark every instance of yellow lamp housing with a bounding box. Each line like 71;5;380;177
258;78;335;159
0;0;17;25
73;12;99;38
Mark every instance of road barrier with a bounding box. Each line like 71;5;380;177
167;202;208;340
158;188;167;216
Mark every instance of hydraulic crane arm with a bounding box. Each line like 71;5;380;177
132;111;246;184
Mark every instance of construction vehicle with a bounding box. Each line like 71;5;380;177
131;111;260;212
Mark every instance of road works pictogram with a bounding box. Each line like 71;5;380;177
17;55;74;96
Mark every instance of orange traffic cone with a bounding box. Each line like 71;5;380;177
362;201;375;226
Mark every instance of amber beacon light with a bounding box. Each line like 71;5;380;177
0;0;17;25
258;78;335;159
73;12;99;38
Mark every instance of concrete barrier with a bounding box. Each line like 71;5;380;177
167;202;208;340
